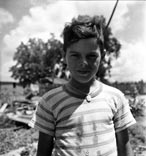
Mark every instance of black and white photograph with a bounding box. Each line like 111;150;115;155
0;0;146;156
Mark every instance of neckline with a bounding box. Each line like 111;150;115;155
63;80;102;101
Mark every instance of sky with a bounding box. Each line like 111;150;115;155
0;0;146;82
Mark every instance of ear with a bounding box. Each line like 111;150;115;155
63;54;67;65
62;50;67;64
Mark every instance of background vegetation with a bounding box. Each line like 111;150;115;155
10;15;121;86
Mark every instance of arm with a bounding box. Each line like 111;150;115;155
37;132;54;156
116;128;133;156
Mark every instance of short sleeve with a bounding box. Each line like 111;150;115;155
113;93;136;133
29;97;55;136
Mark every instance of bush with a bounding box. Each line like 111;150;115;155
129;97;146;118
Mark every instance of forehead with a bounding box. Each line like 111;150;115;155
67;38;99;53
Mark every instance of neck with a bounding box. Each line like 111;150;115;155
68;77;97;94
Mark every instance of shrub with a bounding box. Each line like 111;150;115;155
129;97;146;118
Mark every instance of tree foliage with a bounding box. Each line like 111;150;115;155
10;15;121;86
10;35;63;86
96;15;121;82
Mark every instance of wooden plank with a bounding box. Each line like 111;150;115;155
7;113;32;125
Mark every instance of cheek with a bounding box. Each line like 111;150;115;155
90;58;101;67
96;58;101;65
68;61;77;70
66;58;76;69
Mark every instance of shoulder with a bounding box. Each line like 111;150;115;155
100;82;131;112
42;86;64;100
38;86;64;106
40;85;70;108
100;82;128;108
100;82;125;99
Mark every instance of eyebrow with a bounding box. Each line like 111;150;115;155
69;51;98;54
69;51;80;53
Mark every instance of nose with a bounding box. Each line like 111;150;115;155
80;58;88;67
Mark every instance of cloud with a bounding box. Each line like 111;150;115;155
110;40;146;82
0;60;16;82
110;2;146;82
2;1;125;53
30;0;55;6
110;1;130;33
2;1;78;49
0;8;14;29
1;1;145;82
114;1;145;43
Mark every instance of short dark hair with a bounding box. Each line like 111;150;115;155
63;15;105;57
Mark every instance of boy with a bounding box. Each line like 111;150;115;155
29;15;136;156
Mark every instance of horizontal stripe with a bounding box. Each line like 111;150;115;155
35;121;54;132
36;112;55;124
56;127;114;139
57;101;83;118
55;137;115;149
70;108;111;117
115;120;136;132
114;111;129;123
52;95;71;110
53;147;117;156
56;108;111;125
39;103;53;116
56;118;111;130
58;98;110;117
44;88;63;102
102;148;117;156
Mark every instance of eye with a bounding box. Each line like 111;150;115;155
87;54;98;60
70;53;80;58
71;54;78;57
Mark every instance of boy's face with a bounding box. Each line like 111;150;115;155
65;38;101;84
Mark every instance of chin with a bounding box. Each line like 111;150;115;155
74;77;94;84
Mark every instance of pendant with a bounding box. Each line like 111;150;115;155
86;95;91;102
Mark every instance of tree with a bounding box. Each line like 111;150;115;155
10;15;121;86
95;15;121;83
10;35;63;87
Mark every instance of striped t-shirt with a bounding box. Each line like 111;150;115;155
29;81;136;156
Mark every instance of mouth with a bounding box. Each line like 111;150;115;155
77;70;90;75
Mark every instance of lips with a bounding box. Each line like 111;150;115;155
77;70;90;75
